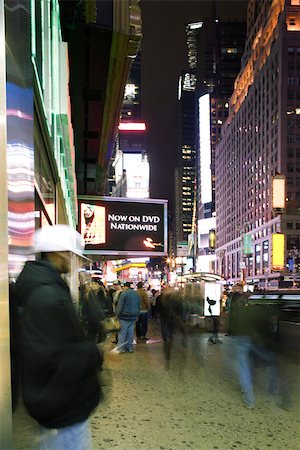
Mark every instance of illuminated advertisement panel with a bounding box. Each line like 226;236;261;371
78;196;168;256
198;93;212;204
272;174;286;210
272;233;285;271
123;153;149;198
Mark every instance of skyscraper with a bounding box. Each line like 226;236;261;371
195;18;246;272
215;0;300;287
175;70;197;245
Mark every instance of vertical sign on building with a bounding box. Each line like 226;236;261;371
272;233;285;271
198;93;212;205
243;234;252;255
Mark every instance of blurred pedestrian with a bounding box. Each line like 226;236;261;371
115;282;140;353
110;281;123;344
156;288;185;369
151;288;158;319
230;295;281;409
146;286;153;318
136;281;150;341
15;225;103;450
85;280;110;343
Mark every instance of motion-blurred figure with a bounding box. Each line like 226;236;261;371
156;288;186;369
84;280;111;343
15;225;103;450
230;293;286;409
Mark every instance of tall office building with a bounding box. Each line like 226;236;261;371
215;0;300;287
194;18;246;271
175;70;197;245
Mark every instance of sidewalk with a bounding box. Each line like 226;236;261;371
13;319;300;450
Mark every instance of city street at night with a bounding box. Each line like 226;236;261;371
2;0;300;449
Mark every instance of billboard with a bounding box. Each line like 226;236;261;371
199;93;212;205
78;196;168;256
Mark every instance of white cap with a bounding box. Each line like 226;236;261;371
34;225;87;258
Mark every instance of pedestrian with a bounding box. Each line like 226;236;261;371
151;288;158;319
146;286;153;318
110;281;123;344
15;225;104;450
107;280;121;312
115;282;140;353
85;280;109;343
136;281;150;341
230;295;283;409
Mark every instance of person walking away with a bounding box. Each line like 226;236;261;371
15;225;103;450
146;286;153;318
115;282;140;353
136;282;150;341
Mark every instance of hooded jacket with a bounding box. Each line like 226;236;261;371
15;259;101;428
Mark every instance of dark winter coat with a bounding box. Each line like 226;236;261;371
15;259;102;428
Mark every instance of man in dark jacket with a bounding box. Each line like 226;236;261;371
115;282;140;353
15;225;103;450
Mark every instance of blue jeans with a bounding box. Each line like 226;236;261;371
118;319;136;352
39;420;92;450
232;336;278;406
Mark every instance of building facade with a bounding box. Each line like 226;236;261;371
194;18;246;271
215;0;300;288
175;70;197;246
0;1;142;446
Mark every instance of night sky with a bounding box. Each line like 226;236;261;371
141;0;248;213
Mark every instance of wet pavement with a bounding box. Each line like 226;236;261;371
13;320;300;450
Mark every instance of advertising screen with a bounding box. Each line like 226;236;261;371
78;196;168;256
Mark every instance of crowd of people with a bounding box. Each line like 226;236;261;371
12;225;294;450
76;277;294;413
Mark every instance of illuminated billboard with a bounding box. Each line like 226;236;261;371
198;93;212;205
123;153;149;198
78;196;168;256
272;174;286;210
272;233;285;271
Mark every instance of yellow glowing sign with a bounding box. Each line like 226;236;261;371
272;233;285;271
